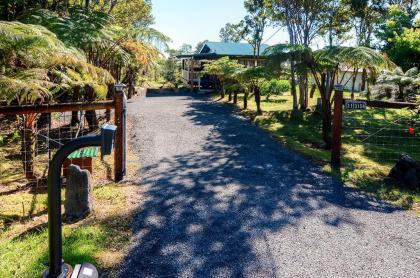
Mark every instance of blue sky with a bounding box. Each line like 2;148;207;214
151;0;290;50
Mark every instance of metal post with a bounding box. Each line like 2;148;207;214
114;91;126;182
331;88;344;167
45;136;101;278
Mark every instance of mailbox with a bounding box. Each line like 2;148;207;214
43;124;119;278
101;124;117;156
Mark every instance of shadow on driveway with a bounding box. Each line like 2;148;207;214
120;91;403;277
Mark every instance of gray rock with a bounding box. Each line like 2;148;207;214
389;154;420;190
403;167;419;189
64;164;93;222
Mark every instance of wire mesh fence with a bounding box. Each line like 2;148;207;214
342;106;420;165
0;109;114;189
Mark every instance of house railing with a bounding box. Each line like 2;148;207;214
182;69;200;82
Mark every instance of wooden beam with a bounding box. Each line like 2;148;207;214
331;90;344;167
114;91;126;182
0;101;115;115
365;100;418;109
346;99;418;109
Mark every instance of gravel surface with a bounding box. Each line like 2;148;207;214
120;91;420;278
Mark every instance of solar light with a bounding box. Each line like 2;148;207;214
114;83;126;93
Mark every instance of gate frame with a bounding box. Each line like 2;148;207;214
0;94;127;182
331;92;418;167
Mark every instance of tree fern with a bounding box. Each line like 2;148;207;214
0;21;115;104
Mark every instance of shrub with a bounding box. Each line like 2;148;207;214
261;79;290;100
372;67;420;102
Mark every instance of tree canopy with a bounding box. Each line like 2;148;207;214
0;0;166;104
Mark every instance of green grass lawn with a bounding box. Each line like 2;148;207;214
0;135;141;277
0;182;139;277
217;92;420;212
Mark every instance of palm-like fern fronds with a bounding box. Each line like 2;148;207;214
0;21;115;104
0;74;52;104
121;40;160;69
21;8;113;51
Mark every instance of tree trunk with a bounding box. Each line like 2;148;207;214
124;67;136;99
37;113;51;128
85;110;97;131
127;82;135;99
228;91;232;102
21;116;37;181
310;84;316;98
244;90;248;109
361;68;367;91
321;101;332;150
290;59;298;112
319;73;333;149
105;83;114;122
71;86;81;126
298;73;308;111
233;92;238;104
41;0;48;9
351;72;357;99
398;85;405;101
71;111;80;126
254;86;262;115
220;81;225;99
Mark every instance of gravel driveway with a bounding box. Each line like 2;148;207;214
120;91;420;278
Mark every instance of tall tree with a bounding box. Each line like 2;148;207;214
375;5;417;70
219;23;242;43
195;40;209;53
266;45;390;148
241;0;270;66
321;0;352;47
240;66;269;114
267;0;330;111
201;57;244;99
346;0;385;47
386;22;420;71
111;0;154;28
346;0;387;91
179;43;193;54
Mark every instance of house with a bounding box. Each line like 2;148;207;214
178;42;270;89
335;66;368;92
178;41;368;92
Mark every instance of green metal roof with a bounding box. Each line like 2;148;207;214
199;42;270;56
67;147;99;159
177;42;271;59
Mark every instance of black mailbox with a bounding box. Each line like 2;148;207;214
101;124;117;156
43;124;119;278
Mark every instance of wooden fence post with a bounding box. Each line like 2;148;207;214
114;91;126;182
331;88;344;167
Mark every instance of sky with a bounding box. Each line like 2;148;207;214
151;0;291;50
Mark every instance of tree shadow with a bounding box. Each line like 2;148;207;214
120;93;400;277
145;90;192;97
